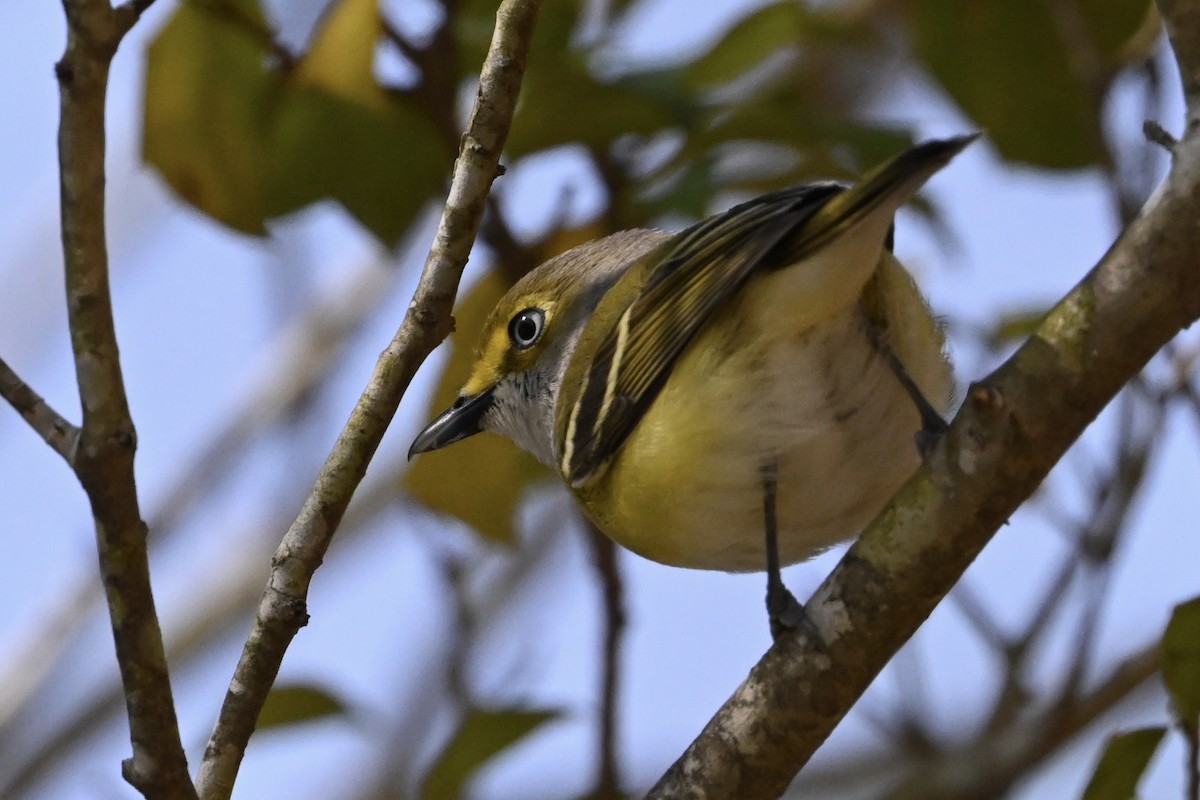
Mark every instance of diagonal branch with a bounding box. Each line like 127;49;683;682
193;1;544;797
0;355;79;461
55;0;193;797
884;642;1162;800
646;3;1200;795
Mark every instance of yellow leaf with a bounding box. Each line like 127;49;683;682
293;0;389;110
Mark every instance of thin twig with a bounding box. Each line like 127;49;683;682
1188;724;1199;800
882;643;1162;800
55;0;194;796
1055;386;1159;711
382;6;460;147
585;522;626;799
193;1;544;797
0;355;79;461
480;195;540;282
1146;119;1179;152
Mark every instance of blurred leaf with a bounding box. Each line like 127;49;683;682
145;0;448;244
1163;595;1200;735
421;707;558;800
257;684;347;730
505;58;682;157
526;0;583;54
144;0;280;234
1075;0;1159;62
637;105;914;223
294;0;389;110
457;0;581;78
1080;727;1165;800
405;272;550;544
912;0;1153;169
684;77;910;170
265;88;446;245
638;157;715;219
683;1;824;89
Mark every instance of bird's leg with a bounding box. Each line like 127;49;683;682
762;460;819;642
864;320;948;457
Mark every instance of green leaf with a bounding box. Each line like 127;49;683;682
1075;0;1159;62
683;1;827;89
912;0;1154;170
144;0;280;234
421;707;558;800
505;58;681;157
145;0;449;245
265;88;446;245
293;0;390;110
1163;596;1200;735
913;0;1104;169
639;157;716;220
257;684;347;730
1080;727;1165;800
267;0;449;243
457;0;581;77
405;272;551;544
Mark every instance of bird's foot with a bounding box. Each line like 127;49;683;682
766;581;825;646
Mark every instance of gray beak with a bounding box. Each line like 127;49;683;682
408;387;496;460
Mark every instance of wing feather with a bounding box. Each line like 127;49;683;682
561;134;978;487
562;183;841;485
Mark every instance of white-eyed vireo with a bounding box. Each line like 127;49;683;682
410;134;976;635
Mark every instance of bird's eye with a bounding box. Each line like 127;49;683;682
508;308;545;350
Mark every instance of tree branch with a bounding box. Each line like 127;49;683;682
882;642;1161;800
585;522;626;799
193;1;544;797
0;355;79;461
56;0;193;797
646;4;1200;795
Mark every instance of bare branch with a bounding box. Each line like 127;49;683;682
193;1;544;797
1145;119;1178;153
1188;724;1200;800
646;11;1200;795
55;0;196;797
883;644;1162;800
585;522;627;798
0;355;79;461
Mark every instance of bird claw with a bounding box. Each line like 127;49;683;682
767;583;825;646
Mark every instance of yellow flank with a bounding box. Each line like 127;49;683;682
574;252;952;571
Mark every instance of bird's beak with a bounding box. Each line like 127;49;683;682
408;387;496;460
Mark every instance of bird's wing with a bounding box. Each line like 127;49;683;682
559;135;978;487
559;182;841;487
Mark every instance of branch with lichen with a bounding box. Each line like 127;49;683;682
193;1;544;797
647;1;1200;796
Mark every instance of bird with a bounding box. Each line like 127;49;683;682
410;134;976;636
